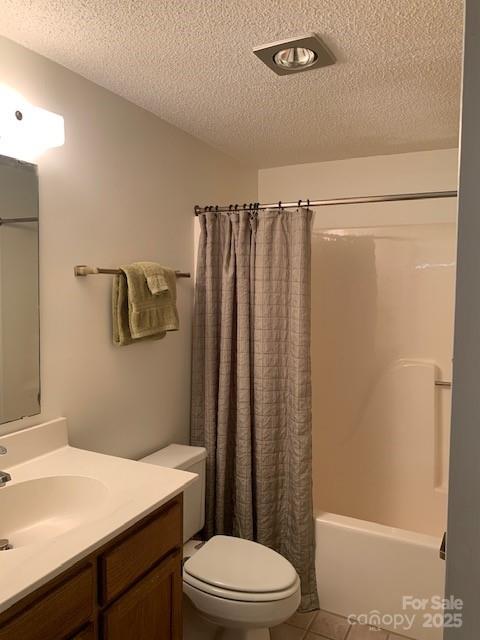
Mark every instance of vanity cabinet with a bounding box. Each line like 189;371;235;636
101;552;182;640
72;626;96;640
0;566;94;640
0;495;183;640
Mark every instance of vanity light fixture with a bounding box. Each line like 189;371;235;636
0;84;64;162
253;33;335;76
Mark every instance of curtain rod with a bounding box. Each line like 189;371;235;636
194;190;458;215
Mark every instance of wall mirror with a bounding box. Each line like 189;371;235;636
0;154;39;424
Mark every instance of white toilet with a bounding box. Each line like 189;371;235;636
141;444;301;640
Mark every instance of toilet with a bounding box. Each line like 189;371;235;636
140;444;301;640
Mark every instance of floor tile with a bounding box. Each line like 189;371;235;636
347;624;388;640
304;633;331;640
309;610;350;640
270;623;306;640
388;635;413;639
287;610;318;630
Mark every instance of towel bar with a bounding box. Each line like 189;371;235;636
74;265;190;278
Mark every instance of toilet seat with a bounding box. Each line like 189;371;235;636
183;535;300;602
183;571;301;602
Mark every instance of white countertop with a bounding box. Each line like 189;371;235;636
0;418;196;614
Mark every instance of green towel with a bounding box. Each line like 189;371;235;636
112;262;179;346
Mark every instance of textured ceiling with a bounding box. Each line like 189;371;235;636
0;1;464;168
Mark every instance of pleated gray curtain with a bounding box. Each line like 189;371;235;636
191;208;318;611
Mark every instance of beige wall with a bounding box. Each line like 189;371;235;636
0;36;257;458
259;150;458;536
259;149;458;229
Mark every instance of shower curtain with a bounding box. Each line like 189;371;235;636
191;208;318;611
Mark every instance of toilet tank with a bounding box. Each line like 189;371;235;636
140;444;207;543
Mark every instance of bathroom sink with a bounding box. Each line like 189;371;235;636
0;418;197;615
0;475;108;549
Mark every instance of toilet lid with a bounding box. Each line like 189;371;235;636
183;535;298;594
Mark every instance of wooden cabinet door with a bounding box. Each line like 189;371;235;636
71;624;95;639
99;497;181;605
0;566;93;640
102;552;182;640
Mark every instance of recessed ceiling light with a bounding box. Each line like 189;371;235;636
253;34;335;76
273;47;317;70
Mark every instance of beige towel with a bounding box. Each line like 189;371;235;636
112;262;179;346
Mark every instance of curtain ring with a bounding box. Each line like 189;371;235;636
229;204;233;211
307;199;310;209
278;201;282;211
234;204;239;211
298;199;301;208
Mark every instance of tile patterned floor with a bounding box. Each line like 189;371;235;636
270;609;415;640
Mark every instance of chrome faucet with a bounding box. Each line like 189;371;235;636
0;445;11;487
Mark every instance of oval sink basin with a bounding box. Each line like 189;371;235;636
0;476;109;549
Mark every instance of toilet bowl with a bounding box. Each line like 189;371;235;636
183;535;301;640
140;445;301;639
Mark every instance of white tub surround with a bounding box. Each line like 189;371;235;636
0;417;196;614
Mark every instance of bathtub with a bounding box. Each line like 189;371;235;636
315;512;446;640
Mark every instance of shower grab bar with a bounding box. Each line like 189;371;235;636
435;380;452;388
0;217;38;225
440;532;447;560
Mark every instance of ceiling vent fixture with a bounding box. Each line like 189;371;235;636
253;33;335;76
